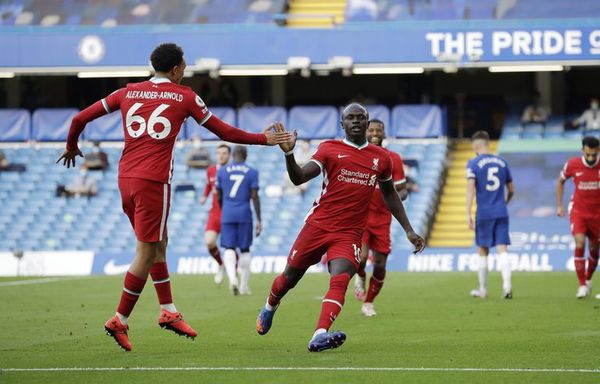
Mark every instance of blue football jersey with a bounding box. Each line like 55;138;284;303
466;154;512;220
216;162;259;223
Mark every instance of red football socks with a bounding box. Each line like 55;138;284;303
574;248;586;286
117;272;147;317
149;262;173;305
267;274;295;307
365;269;386;304
316;273;351;331
586;246;599;281
209;246;223;266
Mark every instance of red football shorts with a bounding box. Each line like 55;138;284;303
361;222;391;255
205;209;221;233
287;222;362;271
118;177;170;243
570;213;600;242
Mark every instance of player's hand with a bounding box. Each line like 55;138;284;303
263;122;293;146
467;215;474;230
279;130;297;154
56;148;84;168
557;205;566;217
255;221;262;237
406;230;425;254
199;195;207;205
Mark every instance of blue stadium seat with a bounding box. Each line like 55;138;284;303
86;112;124;141
0;109;30;142
391;105;443;138
366;105;391;129
32;108;79;141
185;107;236;140
290;106;338;139
238;106;287;134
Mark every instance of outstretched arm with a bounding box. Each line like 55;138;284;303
57;101;108;168
380;179;425;253
202;115;292;146
270;122;320;184
58;89;124;168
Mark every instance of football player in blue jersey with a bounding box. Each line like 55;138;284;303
216;145;261;295
466;131;515;299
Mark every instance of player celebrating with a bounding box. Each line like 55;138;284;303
200;144;231;285
466;131;515;299
255;104;425;352
556;136;600;299
353;119;407;317
56;43;291;351
216;145;261;295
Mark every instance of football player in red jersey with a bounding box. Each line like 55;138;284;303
256;104;425;352
200;144;231;285
353;119;407;317
57;43;292;351
556;136;600;299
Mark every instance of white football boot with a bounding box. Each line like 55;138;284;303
214;265;225;285
361;303;377;317
576;285;589;299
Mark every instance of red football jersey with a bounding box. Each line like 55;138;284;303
305;139;393;232
203;164;221;213
561;156;600;217
101;78;211;183
365;149;406;227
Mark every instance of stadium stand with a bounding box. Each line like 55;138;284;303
185;107;237;140
0;141;445;256
345;0;598;22
289;106;338;139
0;109;30;142
0;0;287;26
2;0;597;27
0;105;445;142
501;115;600;140
31;109;79;142
0;105;446;255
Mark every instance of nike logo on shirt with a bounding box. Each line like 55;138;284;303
337;154;350;158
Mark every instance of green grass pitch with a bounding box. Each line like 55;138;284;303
1;272;599;383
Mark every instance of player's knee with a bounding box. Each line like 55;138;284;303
373;255;387;269
283;266;304;287
329;258;356;277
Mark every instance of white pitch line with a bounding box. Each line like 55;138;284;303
0;277;89;287
1;367;599;373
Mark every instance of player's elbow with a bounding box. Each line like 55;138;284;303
289;174;305;186
71;113;85;128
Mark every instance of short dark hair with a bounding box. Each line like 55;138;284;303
233;145;247;161
472;130;490;141
150;43;184;73
217;144;231;153
582;136;600;149
369;119;385;128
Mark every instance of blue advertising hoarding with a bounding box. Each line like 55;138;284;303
2;19;600;68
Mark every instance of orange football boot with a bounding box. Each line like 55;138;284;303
104;315;132;352
158;309;197;339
